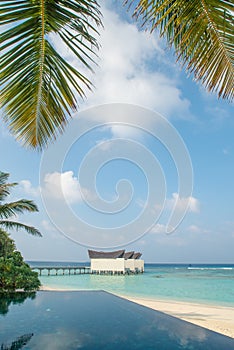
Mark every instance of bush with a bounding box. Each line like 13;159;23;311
0;229;40;292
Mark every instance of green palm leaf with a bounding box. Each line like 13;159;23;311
0;0;102;149
0;172;10;186
125;0;234;101
0;184;17;202
0;200;39;219
0;172;17;201
0;221;41;237
0;172;41;236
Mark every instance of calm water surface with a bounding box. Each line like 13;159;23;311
1;291;234;350
29;263;234;306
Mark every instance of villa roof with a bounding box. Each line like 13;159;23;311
124;251;135;259
88;249;125;259
132;252;142;260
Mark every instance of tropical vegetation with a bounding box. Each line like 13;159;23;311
0;171;41;291
125;0;234;100
1;1;233;149
0;171;41;236
1;0;102;149
0;229;41;291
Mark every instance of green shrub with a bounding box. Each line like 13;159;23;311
0;229;40;292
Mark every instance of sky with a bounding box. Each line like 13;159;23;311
1;1;234;263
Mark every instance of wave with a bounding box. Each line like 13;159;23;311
187;267;233;270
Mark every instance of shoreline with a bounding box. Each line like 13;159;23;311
40;286;234;338
120;295;234;339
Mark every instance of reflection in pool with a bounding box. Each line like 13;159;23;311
0;291;234;349
0;292;36;316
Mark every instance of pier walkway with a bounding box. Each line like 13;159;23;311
32;266;91;276
32;266;143;276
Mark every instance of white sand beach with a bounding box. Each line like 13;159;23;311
123;296;234;339
40;286;234;339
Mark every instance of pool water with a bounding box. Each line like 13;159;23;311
0;291;234;349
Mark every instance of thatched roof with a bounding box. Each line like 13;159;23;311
124;251;135;259
88;249;125;259
132;252;142;259
88;250;142;259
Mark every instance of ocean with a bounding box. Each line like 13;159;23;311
28;262;234;307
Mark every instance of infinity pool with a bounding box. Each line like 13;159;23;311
0;291;233;349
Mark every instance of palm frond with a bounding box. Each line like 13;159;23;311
125;0;234;101
0;172;10;185
0;0;102;149
0;172;17;201
0;172;41;237
0;184;17;201
0;220;42;237
0;200;38;220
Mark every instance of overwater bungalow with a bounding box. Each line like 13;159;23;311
88;249;144;274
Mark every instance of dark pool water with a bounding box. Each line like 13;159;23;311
0;291;234;349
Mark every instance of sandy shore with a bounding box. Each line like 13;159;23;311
122;295;234;339
40;287;234;338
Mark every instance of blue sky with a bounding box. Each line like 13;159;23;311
1;1;233;263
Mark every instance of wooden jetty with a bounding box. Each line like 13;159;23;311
32;266;91;276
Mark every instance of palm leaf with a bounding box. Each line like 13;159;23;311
0;172;17;201
0;200;38;219
0;0;102;149
125;0;234;101
0;172;41;236
0;220;42;236
0;172;10;186
0;183;17;201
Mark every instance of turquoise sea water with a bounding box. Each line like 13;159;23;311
29;262;234;307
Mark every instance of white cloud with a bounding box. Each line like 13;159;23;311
167;193;200;213
50;4;191;120
187;225;201;233
83;6;191;119
41;220;56;232
150;223;167;234
150;223;177;235
17;175;96;207
109;124;143;139
40;219;62;239
43;171;81;204
187;225;210;234
43;171;95;205
19;180;40;197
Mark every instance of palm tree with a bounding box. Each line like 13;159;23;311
1;0;102;149
0;172;41;236
1;1;233;150
125;0;234;101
